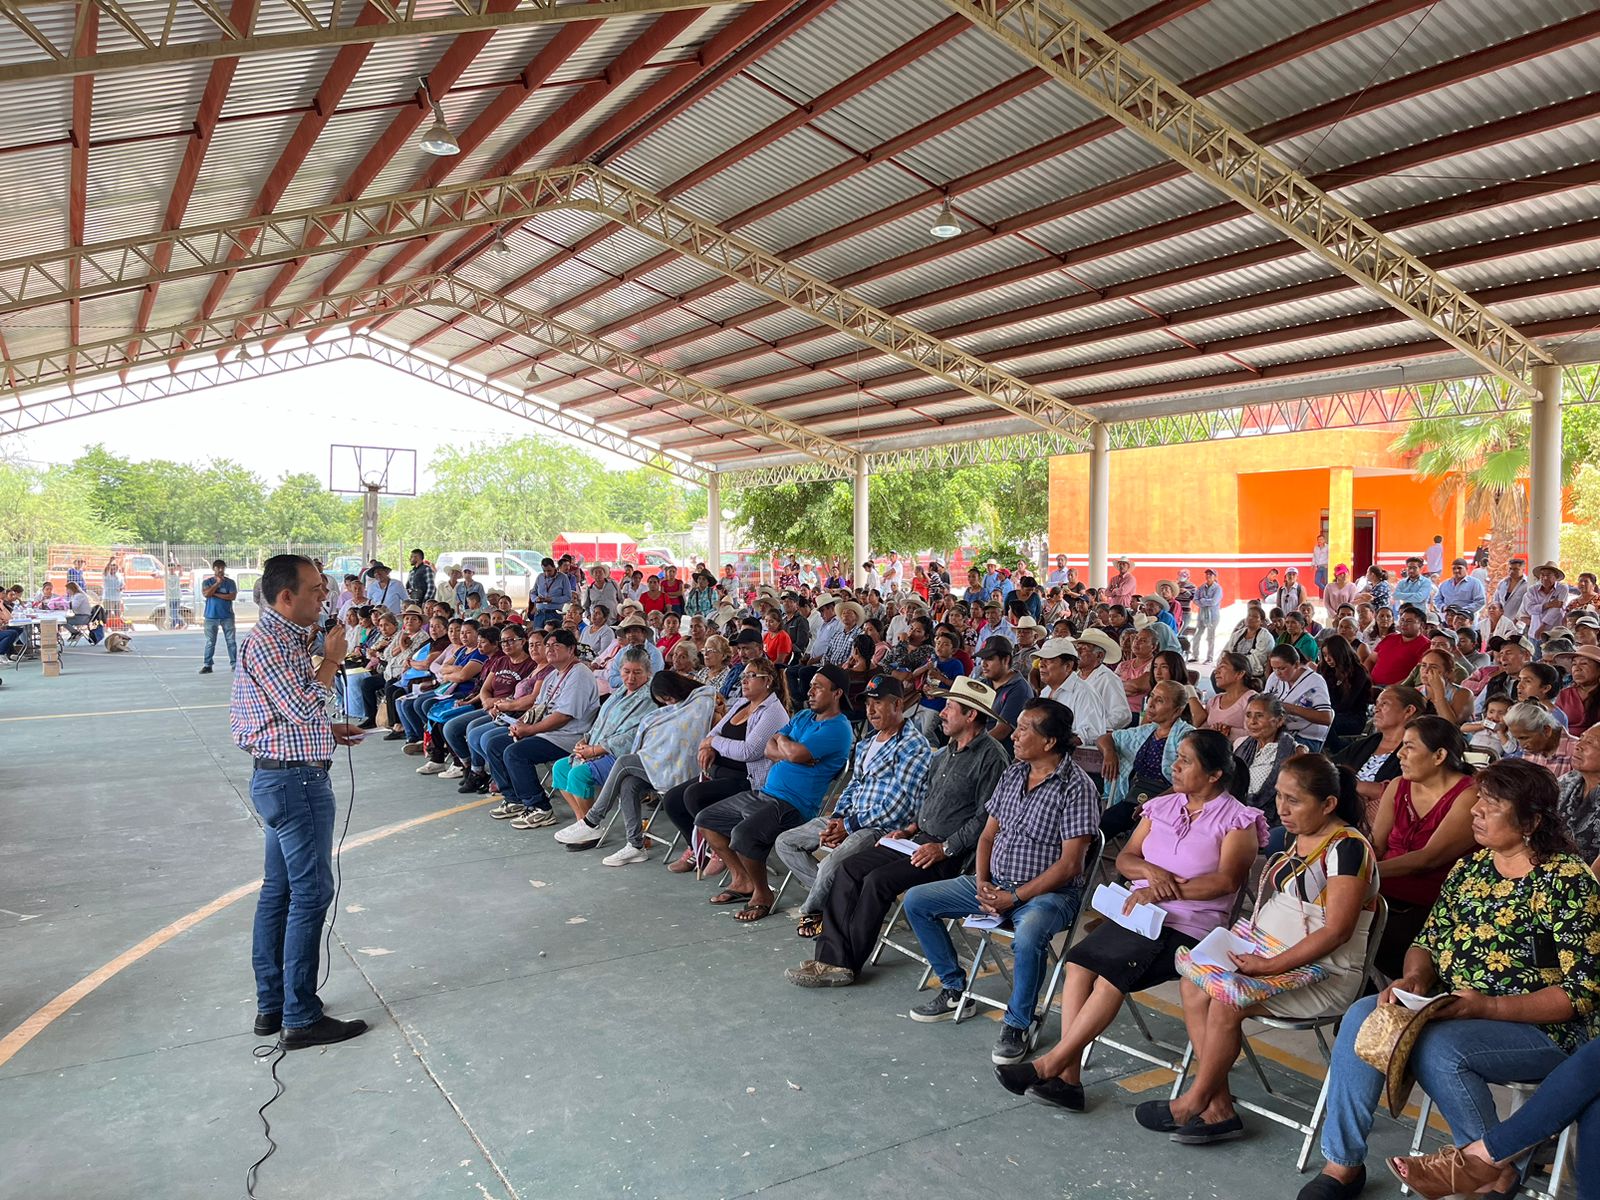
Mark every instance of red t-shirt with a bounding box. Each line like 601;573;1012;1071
641;590;668;615
1369;633;1430;686
764;631;793;662
661;578;684;606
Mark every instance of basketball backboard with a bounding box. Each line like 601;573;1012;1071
329;444;417;496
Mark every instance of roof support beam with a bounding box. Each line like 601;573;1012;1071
0;0;751;84
1;165;1096;440
66;4;96;377
3;272;860;470
940;0;1549;394
716;369;1600;487
0;335;707;485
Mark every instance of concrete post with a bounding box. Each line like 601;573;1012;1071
706;473;721;572
1529;363;1563;568
853;454;870;585
1088;424;1110;588
1327;466;1354;588
361;485;380;570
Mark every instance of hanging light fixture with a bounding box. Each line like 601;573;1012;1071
493;228;511;256
417;76;459;157
929;194;961;240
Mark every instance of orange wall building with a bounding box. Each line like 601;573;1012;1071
1047;428;1492;600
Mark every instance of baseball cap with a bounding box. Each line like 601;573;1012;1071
863;675;905;700
1037;636;1078;660
976;635;1015;660
733;628;763;646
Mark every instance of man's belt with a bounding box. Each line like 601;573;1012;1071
253;757;332;771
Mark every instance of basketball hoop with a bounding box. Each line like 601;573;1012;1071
330;445;418;568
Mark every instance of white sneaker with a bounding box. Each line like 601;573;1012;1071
439;764;465;780
416;761;448;775
553;819;600;845
603;844;650;867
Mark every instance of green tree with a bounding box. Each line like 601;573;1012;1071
1390;386;1600;584
729;459;1048;557
595;466;705;539
65;445;269;543
263;473;359;543
1562;463;1600;572
0;458;132;583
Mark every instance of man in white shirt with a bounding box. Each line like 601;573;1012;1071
1492;557;1530;629
1423;535;1445;581
1525;561;1571;640
1045;554;1071;589
1060;628;1132;736
367;562;408;613
882;551;904;594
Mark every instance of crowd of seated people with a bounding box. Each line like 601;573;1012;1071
341;544;1600;1194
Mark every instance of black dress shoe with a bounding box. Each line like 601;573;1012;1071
383;730;406;741
1135;1100;1179;1132
1295;1166;1366;1200
253;1012;282;1037
1170;1113;1244;1144
198;666;213;674
282;1014;369;1050
357;719;377;730
1025;1077;1086;1111
994;1061;1039;1096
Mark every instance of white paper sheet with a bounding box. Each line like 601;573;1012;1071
1091;882;1166;940
1188;926;1255;969
877;837;920;857
1391;987;1435;1011
962;913;1005;931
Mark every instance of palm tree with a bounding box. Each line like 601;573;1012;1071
1390;412;1528;587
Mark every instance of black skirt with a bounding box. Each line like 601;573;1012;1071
1064;921;1199;995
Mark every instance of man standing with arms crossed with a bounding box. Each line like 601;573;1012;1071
231;554;368;1049
199;558;239;674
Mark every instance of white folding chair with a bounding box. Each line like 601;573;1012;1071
951;833;1106;1040
1156;896;1389;1173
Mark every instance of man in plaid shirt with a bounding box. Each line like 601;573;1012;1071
901;695;1098;1066
406;548;435;605
775;675;933;931
231;554;367;1051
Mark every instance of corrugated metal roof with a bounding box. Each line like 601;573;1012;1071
11;0;1600;468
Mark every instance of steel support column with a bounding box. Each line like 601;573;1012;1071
853;455;870;586
706;473;722;572
1528;363;1563;568
1088;423;1109;589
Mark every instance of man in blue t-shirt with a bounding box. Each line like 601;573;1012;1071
200;558;239;674
695;664;854;923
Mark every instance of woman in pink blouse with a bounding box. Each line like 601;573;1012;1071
1203;652;1258;739
995;729;1267;1110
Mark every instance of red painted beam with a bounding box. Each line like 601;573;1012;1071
357;10;708;295
539;5;1598;398
617;205;1600;443
67;7;97;375
613;98;1600;419
519;0;1445;385
125;0;259;371
410;0;830;354
236;0;525;333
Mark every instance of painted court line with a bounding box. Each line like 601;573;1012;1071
0;703;230;722
0;796;494;1070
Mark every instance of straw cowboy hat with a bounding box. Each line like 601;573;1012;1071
617;614;650;631
924;674;1002;722
1532;559;1566;580
1354;994;1459;1117
1075;627;1123;664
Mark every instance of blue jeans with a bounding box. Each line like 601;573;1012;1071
1322;993;1569;1169
396;692;442;742
501;735;567;809
1484;1035;1600;1199
203;616;237;667
462;714;501;770
249;766;336;1029
0;626;20;657
440;709;485;764
902;874;1081;1031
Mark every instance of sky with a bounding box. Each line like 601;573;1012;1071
10;357;640;488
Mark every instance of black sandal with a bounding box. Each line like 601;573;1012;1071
734;902;774;923
796;915;823;939
709;889;752;906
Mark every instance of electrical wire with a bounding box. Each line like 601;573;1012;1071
246;659;357;1199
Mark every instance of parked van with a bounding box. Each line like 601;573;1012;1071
435;551;540;605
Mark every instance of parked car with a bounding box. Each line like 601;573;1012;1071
435;551;540;605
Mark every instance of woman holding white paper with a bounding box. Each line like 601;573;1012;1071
1136;754;1378;1148
995;729;1265;1111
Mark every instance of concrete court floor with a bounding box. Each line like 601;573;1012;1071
0;631;1424;1200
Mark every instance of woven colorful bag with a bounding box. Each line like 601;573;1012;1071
1175;920;1327;1009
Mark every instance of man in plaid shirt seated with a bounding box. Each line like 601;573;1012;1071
231;554;367;1051
900;695;1099;1067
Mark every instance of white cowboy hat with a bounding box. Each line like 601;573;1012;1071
1075;627;1122;664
